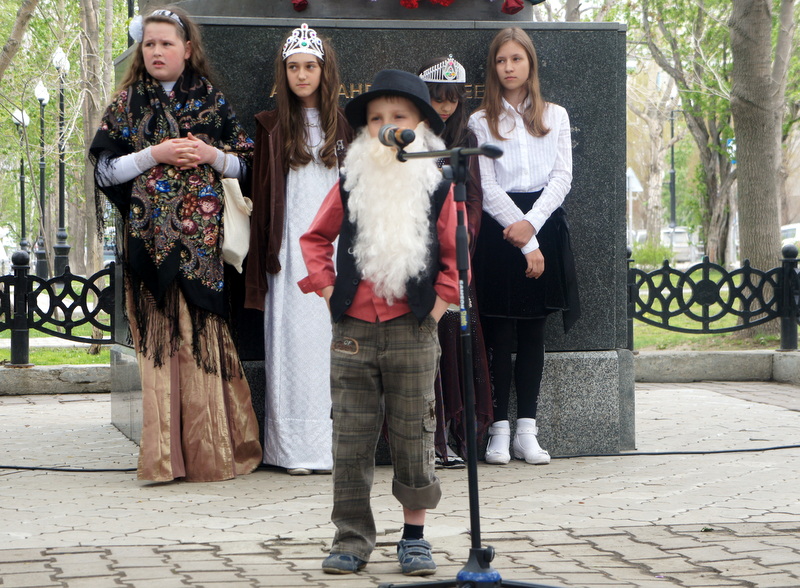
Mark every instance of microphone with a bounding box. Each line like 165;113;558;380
378;124;416;149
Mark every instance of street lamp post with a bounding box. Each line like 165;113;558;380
669;111;677;230
665;110;680;251
34;80;50;279
52;47;71;277
11;108;30;253
128;0;136;45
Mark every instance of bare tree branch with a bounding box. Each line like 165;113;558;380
0;0;41;83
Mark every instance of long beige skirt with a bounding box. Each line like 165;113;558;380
127;283;262;482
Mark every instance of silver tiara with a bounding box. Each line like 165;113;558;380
419;55;466;84
282;23;325;61
150;10;184;29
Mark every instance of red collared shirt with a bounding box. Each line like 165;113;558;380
298;181;463;323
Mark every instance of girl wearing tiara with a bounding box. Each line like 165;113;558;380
417;55;493;468
469;28;580;466
90;7;261;482
244;24;352;475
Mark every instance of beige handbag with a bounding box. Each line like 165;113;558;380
220;177;252;273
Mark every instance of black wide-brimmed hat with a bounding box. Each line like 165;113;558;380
345;69;445;134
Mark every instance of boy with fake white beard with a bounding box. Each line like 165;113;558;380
298;69;462;577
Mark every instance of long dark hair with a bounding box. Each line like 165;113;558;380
118;6;213;92
417;56;470;149
274;34;341;173
477;27;550;140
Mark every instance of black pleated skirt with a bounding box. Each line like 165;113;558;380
473;191;580;332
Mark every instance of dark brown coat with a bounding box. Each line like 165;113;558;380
244;108;353;310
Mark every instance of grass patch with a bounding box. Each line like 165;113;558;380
0;345;111;366
633;320;780;351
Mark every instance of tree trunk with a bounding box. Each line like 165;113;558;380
68;192;87;275
80;0;104;276
729;0;787;271
627;68;679;249
104;0;113;99
565;0;580;21
641;113;667;247
0;0;40;83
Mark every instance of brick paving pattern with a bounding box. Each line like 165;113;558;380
0;381;798;587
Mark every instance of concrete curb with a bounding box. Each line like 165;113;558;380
633;350;800;385
1;350;798;394
0;364;111;395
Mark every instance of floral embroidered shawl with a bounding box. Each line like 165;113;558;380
91;69;253;319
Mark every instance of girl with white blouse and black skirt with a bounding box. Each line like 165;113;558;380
469;27;580;466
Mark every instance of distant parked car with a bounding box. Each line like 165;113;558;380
661;226;701;263
781;223;800;249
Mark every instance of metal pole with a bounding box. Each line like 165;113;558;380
10;250;31;367
627;248;635;352
779;244;799;352
669;111;676;230
35;99;49;278
19;153;29;252
53;71;70;276
128;0;135;46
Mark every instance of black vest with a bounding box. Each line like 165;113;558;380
329;176;451;324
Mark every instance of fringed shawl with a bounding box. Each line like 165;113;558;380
91;69;253;375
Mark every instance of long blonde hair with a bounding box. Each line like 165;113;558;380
274;34;342;173
478;27;550;140
117;6;213;92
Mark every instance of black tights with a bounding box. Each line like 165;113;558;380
481;316;546;422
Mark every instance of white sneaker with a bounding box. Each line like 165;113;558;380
484;421;511;464
513;418;550;465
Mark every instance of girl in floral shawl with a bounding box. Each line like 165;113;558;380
90;6;261;483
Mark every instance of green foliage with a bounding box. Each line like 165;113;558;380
780;2;800;140
0;1;129;259
631;241;674;269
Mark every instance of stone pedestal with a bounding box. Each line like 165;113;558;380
377;350;634;463
111;6;633;458
110;346;142;444
539;350;635;454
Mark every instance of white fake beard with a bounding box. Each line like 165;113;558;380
342;122;446;305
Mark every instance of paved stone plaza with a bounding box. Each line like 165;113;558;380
0;381;799;587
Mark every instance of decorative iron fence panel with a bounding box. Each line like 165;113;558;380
628;245;799;350
27;265;116;344
0;251;116;366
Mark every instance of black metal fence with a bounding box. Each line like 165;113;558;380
2;243;798;366
628;244;800;351
0;250;116;366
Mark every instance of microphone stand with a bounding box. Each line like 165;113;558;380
379;143;560;588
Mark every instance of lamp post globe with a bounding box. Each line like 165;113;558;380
34;81;50;279
52;47;70;74
11;108;30;127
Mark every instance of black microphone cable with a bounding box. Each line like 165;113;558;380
2;443;799;473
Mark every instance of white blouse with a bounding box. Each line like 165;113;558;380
469;99;572;253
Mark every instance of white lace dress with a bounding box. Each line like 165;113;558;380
263;108;337;470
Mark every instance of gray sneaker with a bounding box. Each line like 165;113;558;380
397;538;437;576
321;553;366;574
